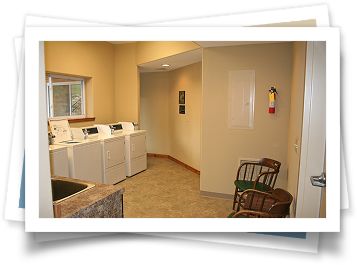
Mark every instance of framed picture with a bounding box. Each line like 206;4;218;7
179;91;185;104
179;105;185;114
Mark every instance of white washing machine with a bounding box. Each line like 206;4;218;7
49;119;103;184
49;145;69;178
71;126;126;185
103;122;147;177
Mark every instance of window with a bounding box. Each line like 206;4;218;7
46;74;85;119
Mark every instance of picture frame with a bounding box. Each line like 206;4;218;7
179;91;185;104
179;105;185;114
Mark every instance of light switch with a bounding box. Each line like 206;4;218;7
294;139;299;153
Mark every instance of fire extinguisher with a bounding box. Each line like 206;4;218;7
269;86;277;113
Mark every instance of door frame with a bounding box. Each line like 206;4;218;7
295;41;339;225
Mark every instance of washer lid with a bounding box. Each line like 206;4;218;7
118;122;135;130
49;118;72;143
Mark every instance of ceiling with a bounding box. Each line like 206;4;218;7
107;41;287;73
138;49;202;73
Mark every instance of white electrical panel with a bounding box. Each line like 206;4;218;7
228;70;255;130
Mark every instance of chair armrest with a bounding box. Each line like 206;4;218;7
253;170;279;190
239;189;272;198
254;170;279;182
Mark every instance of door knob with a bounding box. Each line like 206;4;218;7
310;172;326;187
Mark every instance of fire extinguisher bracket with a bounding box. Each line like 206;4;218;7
269;87;278;94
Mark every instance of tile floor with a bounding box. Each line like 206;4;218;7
115;156;233;218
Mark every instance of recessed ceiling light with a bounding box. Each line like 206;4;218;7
162;64;170;67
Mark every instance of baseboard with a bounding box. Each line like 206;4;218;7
147;153;200;175
168;156;200;175
200;190;233;200
147;153;169;158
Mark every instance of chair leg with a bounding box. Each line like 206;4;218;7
232;187;241;211
234;189;247;212
232;187;238;211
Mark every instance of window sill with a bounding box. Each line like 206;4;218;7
67;117;96;123
47;117;95;125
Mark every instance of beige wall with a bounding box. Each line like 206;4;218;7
140;72;170;155
140;62;202;171
114;43;140;124
168;62;202;170
201;42;293;195
286;42;307;217
44;41;116;128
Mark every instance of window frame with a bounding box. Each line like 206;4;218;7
46;74;86;120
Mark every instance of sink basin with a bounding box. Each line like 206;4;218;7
51;178;95;203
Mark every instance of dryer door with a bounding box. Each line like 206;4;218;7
104;138;125;169
130;133;146;161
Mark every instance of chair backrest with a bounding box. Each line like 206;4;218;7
259;158;281;172
243;191;278;212
268;188;293;216
241;188;292;218
236;158;281;191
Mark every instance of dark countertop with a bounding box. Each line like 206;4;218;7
52;175;125;218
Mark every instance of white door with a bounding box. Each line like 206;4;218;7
319;152;327;218
295;41;326;218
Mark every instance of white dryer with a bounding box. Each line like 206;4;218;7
103;122;147;177
71;126;126;185
49;119;103;184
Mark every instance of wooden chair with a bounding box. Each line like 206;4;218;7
228;188;292;218
232;158;281;211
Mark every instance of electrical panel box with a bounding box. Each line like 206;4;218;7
228;70;255;130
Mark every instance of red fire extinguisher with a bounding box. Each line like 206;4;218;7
269;86;277;113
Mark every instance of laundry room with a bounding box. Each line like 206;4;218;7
43;40;318;218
